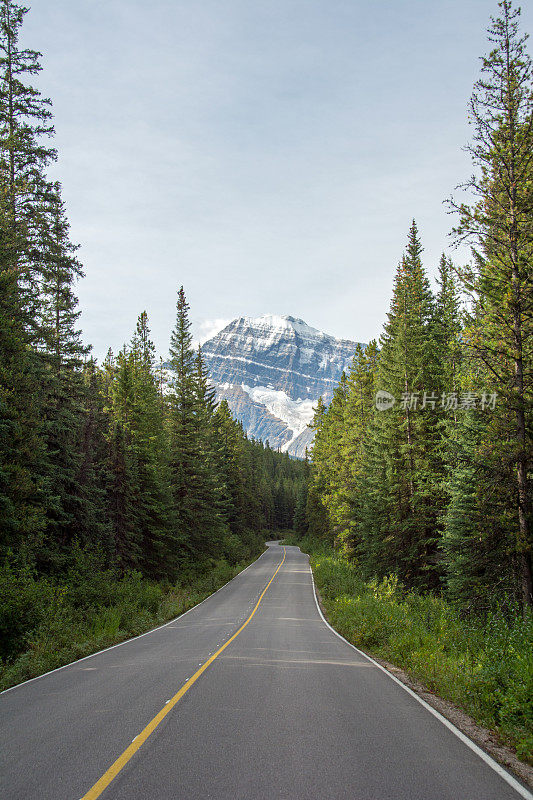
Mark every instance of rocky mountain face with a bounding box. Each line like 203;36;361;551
202;315;362;458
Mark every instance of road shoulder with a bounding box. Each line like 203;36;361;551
313;583;533;792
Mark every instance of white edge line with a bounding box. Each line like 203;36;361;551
304;550;533;800
0;545;270;697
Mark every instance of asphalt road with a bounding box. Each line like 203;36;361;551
1;542;531;800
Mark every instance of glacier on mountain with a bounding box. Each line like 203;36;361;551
240;384;315;452
201;315;362;458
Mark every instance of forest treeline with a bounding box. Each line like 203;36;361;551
299;2;532;614
0;0;531;703
0;0;307;676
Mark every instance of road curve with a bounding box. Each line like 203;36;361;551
1;542;531;800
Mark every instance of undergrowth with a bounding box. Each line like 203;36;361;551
0;540;265;692
285;534;533;764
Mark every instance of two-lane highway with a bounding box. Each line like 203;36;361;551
1;543;531;799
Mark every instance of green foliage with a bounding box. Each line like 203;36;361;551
0;0;54;559
0;0;307;674
448;0;533;608
0;0;530;756
364;222;445;588
168;288;228;563
0;543;265;692
307;545;533;762
442;413;520;609
302;2;532;621
0;561;54;659
308;224;455;591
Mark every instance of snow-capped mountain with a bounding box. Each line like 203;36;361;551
202;315;362;458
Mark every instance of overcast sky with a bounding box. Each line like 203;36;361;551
24;0;532;358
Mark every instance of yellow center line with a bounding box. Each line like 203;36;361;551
80;548;286;800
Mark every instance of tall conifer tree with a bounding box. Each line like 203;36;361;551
168;287;226;562
449;0;533;608
361;223;443;587
0;0;55;557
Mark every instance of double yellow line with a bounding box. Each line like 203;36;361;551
82;548;286;799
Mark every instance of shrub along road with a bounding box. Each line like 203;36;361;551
1;543;531;800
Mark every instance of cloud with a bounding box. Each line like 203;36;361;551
194;318;232;347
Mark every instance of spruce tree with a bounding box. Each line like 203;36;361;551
213;399;263;544
128;314;176;578
168;287;227;563
362;223;443;588
106;418;141;571
0;0;55;560
0;227;45;559
340;341;378;555
36;184;90;567
74;359;113;556
448;0;533;608
306;397;332;540
0;0;55;322
434;255;462;402
443;411;518;609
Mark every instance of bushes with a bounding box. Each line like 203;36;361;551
0;563;55;659
0;540;264;692
306;548;533;763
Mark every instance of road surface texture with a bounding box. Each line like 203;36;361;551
1;542;531;800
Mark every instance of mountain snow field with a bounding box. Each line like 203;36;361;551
201;315;363;457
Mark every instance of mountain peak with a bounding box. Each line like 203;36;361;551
221;314;343;344
232;314;317;332
202;314;364;457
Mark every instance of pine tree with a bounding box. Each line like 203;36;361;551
448;0;533;608
0;227;45;559
128;314;176;578
35;184;91;567
213;399;262;543
104;319;176;578
73;359;113;556
306;397;332;540
168;287;227;563
361;223;443;588
293;481;308;535
443;411;518;610
434;255;462;401
0;0;56;560
106;418;141;571
0;0;56;323
132;310;156;371
339;340;379;555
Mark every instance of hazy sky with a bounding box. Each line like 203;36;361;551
24;0;533;358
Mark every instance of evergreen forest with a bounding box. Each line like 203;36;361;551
0;0;531;761
300;1;532;616
0;0;307;687
288;0;533;759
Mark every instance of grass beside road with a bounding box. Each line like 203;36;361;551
284;534;533;765
0;542;265;693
